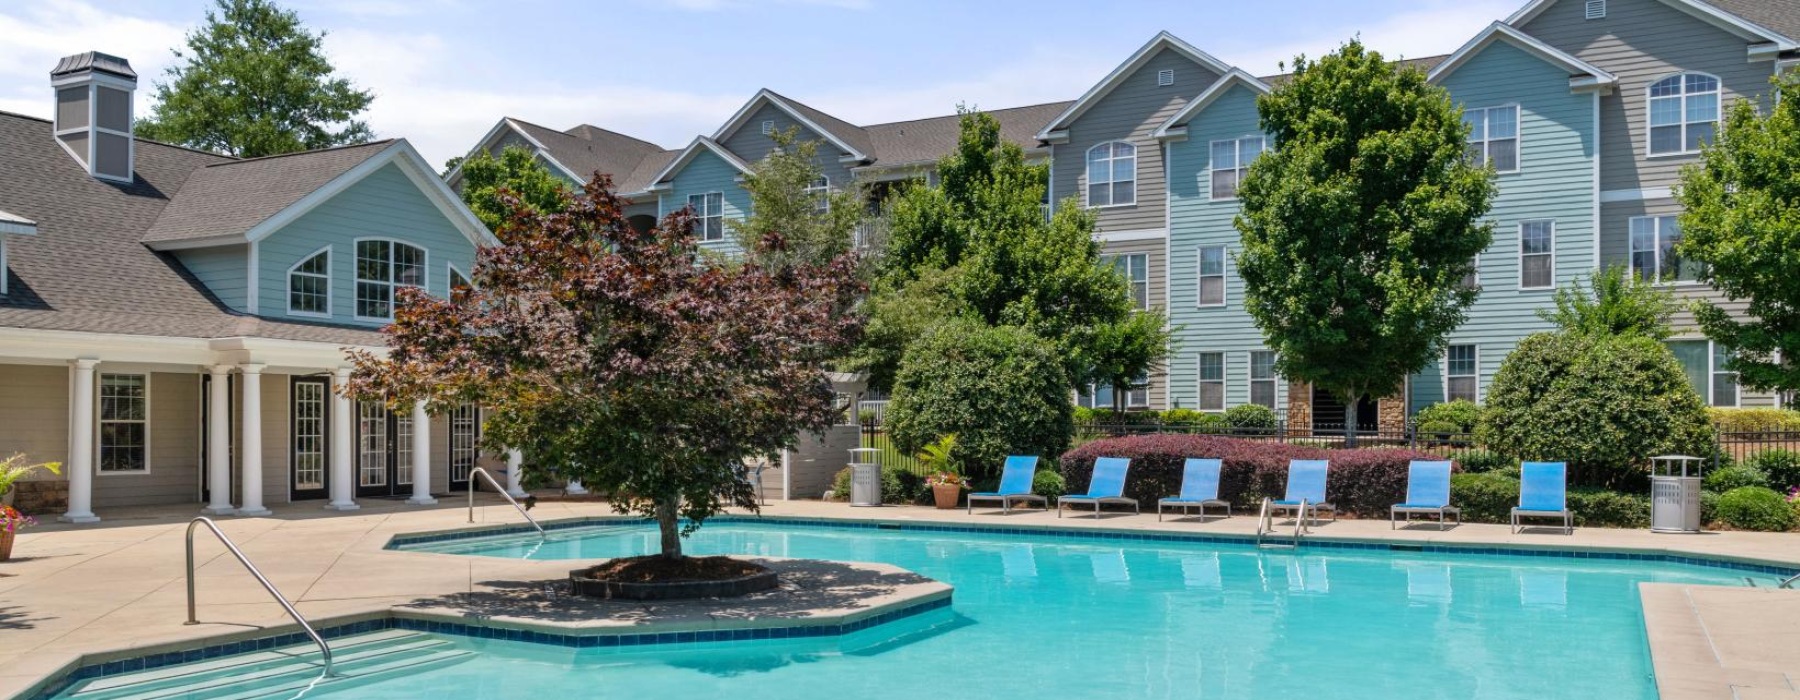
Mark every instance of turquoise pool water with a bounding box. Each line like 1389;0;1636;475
55;522;1781;700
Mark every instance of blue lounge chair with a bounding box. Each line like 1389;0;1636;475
1059;457;1138;518
1270;459;1335;526
1157;458;1230;522
967;455;1047;514
1391;460;1459;530
1512;461;1573;534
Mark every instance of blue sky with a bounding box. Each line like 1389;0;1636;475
0;0;1521;166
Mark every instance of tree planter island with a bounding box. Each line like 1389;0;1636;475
569;556;779;600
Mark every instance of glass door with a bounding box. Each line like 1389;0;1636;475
290;378;328;500
356;400;396;497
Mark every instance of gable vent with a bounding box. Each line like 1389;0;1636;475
1585;0;1605;19
1157;69;1175;86
761;120;775;135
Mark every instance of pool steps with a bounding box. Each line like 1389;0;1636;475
62;630;472;700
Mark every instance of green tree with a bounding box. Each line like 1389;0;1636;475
137;0;373;157
1236;40;1495;445
1538;265;1677;340
457;146;572;232
731;128;865;270
1675;72;1800;395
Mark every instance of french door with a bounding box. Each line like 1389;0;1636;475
356;401;411;497
290;378;329;500
447;403;478;490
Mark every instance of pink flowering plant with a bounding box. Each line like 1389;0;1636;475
919;435;967;489
1;505;36;533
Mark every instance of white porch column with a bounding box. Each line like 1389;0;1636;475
201;365;235;515
565;478;588;495
236;364;271;516
406;400;436;505
59;358;100;523
505;449;527;498
324;368;358;511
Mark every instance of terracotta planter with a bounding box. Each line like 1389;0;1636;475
0;529;13;562
932;484;961;509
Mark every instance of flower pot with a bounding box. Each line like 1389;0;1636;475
932;484;961;509
0;529;13;562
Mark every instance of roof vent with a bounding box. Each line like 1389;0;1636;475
1585;0;1605;19
762;120;775;135
1158;69;1175;86
50;52;137;183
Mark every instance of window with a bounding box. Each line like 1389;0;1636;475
1446;345;1478;403
358;401;388;487
292;380;326;491
354;239;425;320
1210;136;1265;200
1197;245;1226;306
448;265;472;303
1463;106;1519;172
1249;351;1278;409
1519;221;1555;289
805;176;830;213
688;192;724;241
1461;255;1481;290
1668;340;1738;406
1629;215;1699;282
1712;344;1740;407
98;373;147;472
1078;375;1147;410
1648;74;1719;155
1086;141;1136;207
1585;0;1605;18
1104;253;1149;310
449;403;479;484
1157;69;1174;86
395;412;413;486
1198;352;1225;411
761;120;775;135
287;248;330;316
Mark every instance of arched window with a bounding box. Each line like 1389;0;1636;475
1086;141;1136;207
354;239;425;320
287;247;330;316
1648;73;1719;155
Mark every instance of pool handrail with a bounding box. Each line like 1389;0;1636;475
1782;572;1799;589
467;466;545;537
185;516;334;676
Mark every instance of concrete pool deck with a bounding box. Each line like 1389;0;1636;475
2;496;1797;699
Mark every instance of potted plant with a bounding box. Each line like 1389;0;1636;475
0;505;35;561
918;435;964;509
0;454;60;509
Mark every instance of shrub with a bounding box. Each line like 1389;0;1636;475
1744;449;1800;490
1192;412;1230;432
1714;486;1798;531
1416;420;1462;437
1703;465;1768;493
1416;399;1481;433
1223;404;1280;434
1033;470;1066;501
1455;449;1513;474
829;466;908;504
1567;489;1650;528
1072;406;1099;423
1700;489;1721;525
1478;332;1713;489
893;470;928;505
887;324;1072;484
1161;408;1205;425
1708;407;1800;433
1448;472;1518;523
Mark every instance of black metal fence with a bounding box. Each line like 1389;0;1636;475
859;417;924;476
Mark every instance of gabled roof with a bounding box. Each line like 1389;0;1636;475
711;88;873;162
1430;21;1618;92
1507;0;1798;51
1037;31;1236;141
646;136;754;190
0;208;36;235
1258;54;1449;87
860;101;1072;169
443;117;673;195
1152;69;1271;140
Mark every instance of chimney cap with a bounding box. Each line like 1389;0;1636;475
51;52;137;81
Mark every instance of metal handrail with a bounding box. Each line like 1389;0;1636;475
1255;498;1272;546
185;517;334;676
1781;572;1799;589
1296;499;1309;539
466;466;545;537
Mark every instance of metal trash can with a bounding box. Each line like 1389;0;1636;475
1649;455;1706;533
849;448;882;507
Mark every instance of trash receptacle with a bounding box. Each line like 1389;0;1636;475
1649;455;1705;533
849;448;882;507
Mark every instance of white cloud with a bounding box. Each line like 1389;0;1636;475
1219;0;1520;75
0;2;184;118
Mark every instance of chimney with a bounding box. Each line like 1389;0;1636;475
50;52;137;183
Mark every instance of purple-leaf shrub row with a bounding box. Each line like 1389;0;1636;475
1058;434;1447;517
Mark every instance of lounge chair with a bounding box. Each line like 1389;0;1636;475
1270;459;1336;526
1157;458;1230;522
1059;457;1138;518
967;455;1047;514
1512;461;1573;534
1391;460;1460;530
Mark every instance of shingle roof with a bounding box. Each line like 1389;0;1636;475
861;101;1072;167
617;149;680;195
1703;0;1800;42
765;90;876;159
510;118;666;186
1257;54;1450;86
140;140;394;244
0;111;383;345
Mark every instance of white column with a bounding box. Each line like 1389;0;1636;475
60;359;100;523
505;449;527;498
236;364;271;516
324;368;358;511
565;477;588;495
201;365;235;515
406;400;436;505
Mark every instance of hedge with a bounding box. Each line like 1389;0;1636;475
1709;407;1800;433
1715;486;1797;531
1449;472;1651;528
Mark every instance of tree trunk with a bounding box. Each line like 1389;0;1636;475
1342;393;1359;449
655;500;683;560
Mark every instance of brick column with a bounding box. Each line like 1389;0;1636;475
1285;380;1312;436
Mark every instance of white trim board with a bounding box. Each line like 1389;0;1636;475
1429;21;1617;93
1095;228;1167;243
1154;69;1272;140
1038;31;1236;141
646;136;755;190
1600;187;1674;203
1506;0;1797;52
710;89;869;162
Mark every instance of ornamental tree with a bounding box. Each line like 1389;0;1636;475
347;176;864;560
1675;72;1800;395
456;146;573;233
731;128;865;271
1236;40;1495;445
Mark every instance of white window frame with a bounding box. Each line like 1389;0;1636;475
1085;141;1137;208
1209;135;1266;201
1628;215;1695;284
1445;345;1478;404
1197;352;1225;412
448;402;479;484
352;238;428;322
1249;350;1278;409
1464;105;1520;173
688;192;725;241
97;372;150;474
1103;253;1149;310
285;245;332;318
1157;69;1175;86
805;175;830;214
291;378;327;491
1518;220;1555;290
1078;376;1148;410
1646;72;1720;157
1461;254;1481;290
1668;338;1741;407
1197;245;1227;307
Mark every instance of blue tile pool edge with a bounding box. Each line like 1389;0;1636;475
386;514;1800;578
22;595;955;700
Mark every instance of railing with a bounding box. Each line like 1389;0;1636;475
185;517;334;676
860;417;924;476
1255;498;1273;546
466;466;545;537
1781;572;1799;590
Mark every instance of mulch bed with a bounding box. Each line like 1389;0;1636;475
583;555;768;584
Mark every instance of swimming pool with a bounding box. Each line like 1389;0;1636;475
47;520;1782;699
